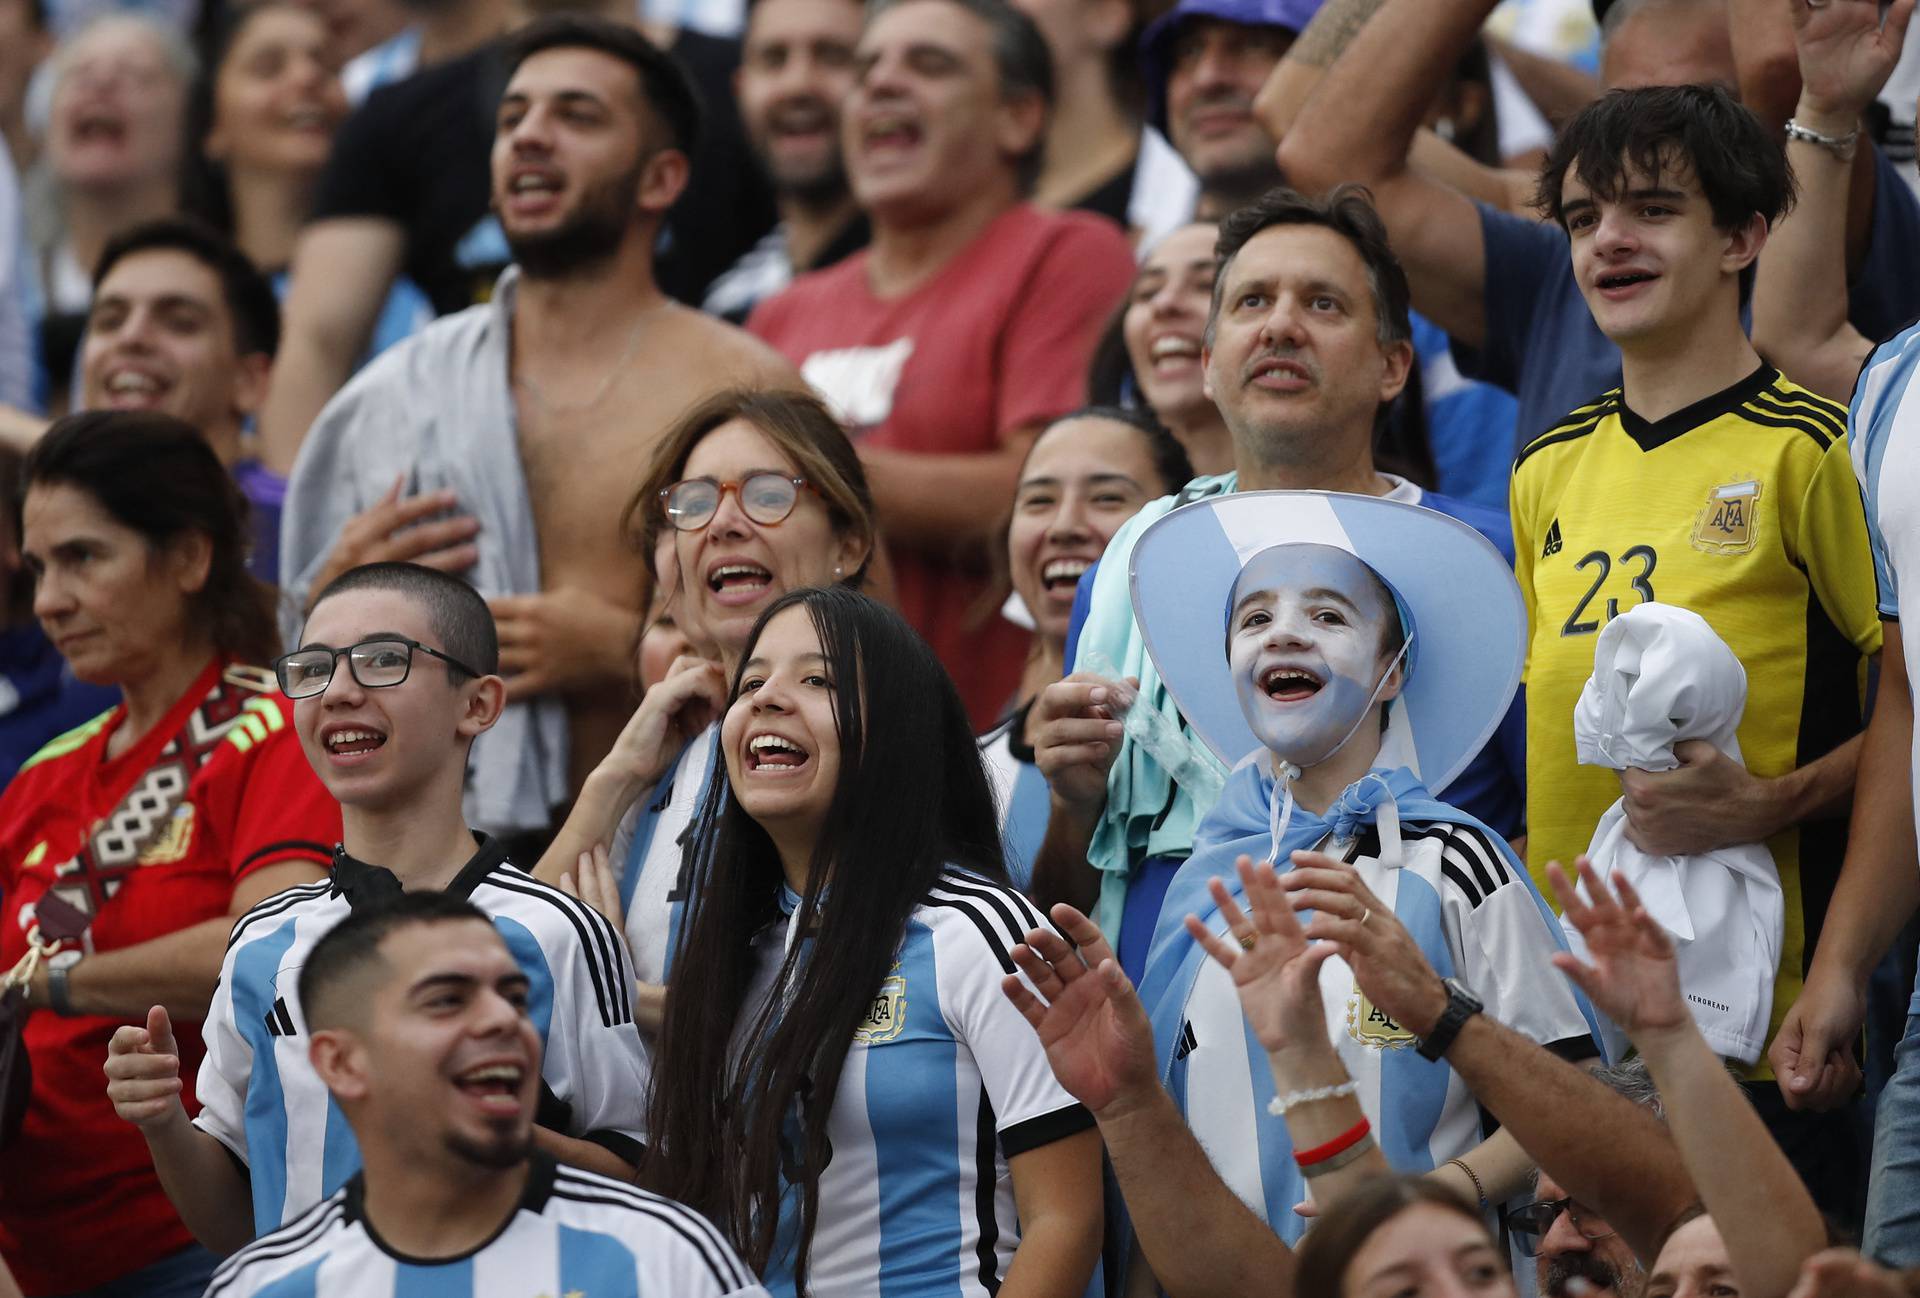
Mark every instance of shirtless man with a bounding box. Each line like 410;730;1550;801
280;14;794;846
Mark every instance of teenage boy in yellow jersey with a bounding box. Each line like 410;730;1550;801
1509;82;1882;1222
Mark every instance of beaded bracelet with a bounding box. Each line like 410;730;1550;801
1266;1080;1360;1117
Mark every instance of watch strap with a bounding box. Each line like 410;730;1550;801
1416;979;1482;1062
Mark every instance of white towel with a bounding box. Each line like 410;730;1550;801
1566;603;1782;1064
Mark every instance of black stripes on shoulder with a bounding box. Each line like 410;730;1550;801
926;873;1053;975
549;1168;756;1292
1515;391;1617;471
203;1195;347;1296
479;865;634;1028
225;879;334;951
1408;824;1515;909
1743;387;1845;449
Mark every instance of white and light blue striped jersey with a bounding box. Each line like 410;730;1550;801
609;725;718;985
1173;823;1600;1243
203;1155;767;1298
747;871;1094;1297
1852;317;1920;1007
979;704;1048;893
195;838;651;1236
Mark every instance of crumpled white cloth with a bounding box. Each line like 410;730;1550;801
1565;603;1782;1064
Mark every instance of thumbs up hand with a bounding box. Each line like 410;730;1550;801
104;1006;186;1130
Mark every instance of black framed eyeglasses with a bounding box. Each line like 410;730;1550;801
659;473;816;532
274;636;482;699
1509;1198;1618;1257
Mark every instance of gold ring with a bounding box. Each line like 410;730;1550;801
1238;931;1256;951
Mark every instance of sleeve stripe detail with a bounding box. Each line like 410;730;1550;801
1514;416;1605;471
1751;388;1847;438
550;1174;755;1290
924;897;1017;975
239;839;335;871
1737;406;1839;449
203;1199;347;1296
1398;825;1517;911
502;865;634;1025
225;881;332;950
931;873;1050;949
999;1101;1096;1157
971;1088;1000;1296
481;871;632;1028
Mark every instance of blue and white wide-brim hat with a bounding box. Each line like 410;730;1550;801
1128;490;1525;794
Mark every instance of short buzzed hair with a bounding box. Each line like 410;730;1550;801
308;562;500;679
298;892;494;1033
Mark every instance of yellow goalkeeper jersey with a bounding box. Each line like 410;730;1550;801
1510;365;1882;1074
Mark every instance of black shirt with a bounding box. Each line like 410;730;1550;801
309;32;776;313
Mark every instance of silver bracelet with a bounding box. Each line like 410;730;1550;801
1299;1133;1377;1179
1785;117;1859;162
1267;1079;1359;1116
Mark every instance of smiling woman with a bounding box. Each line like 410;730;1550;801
644;586;1103;1297
530;387;876;1002
0;412;338;1296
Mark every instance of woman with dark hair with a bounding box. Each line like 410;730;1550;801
532;387;878;1024
984;404;1190;887
644;585;1102;1297
0;411;338;1297
180;3;428;360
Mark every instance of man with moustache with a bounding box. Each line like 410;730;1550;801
1030;187;1522;972
197;894;764;1297
280;16;795;850
747;0;1134;728
703;0;870;323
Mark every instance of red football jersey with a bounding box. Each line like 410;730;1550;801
0;659;339;1293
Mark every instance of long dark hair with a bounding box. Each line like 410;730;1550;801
20;411;278;666
1294;1175;1502;1298
642;586;1004;1285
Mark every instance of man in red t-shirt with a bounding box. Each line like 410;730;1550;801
747;0;1134;728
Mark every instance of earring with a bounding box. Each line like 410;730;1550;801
834;565;844;579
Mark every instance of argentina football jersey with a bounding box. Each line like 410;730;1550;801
746;871;1092;1297
196;838;650;1236
203;1156;767;1297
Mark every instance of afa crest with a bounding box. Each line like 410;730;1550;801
1692;479;1761;555
855;970;907;1044
1347;988;1418;1050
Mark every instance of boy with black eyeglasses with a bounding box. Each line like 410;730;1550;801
106;562;649;1255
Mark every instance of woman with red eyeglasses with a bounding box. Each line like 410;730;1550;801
530;387;878;1031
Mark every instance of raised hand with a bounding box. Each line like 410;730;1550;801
560;843;628;937
103;1006;186;1130
1030;674;1133;822
1792;0;1917;118
1003;905;1158;1117
1548;857;1689;1040
1789;1248;1920;1298
601;655;728;789
1185;855;1340;1057
1283;850;1449;1039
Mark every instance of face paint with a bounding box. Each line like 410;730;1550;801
1227;544;1405;770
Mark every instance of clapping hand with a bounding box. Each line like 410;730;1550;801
1548;857;1690;1041
1185;855;1340;1057
1003;905;1159;1118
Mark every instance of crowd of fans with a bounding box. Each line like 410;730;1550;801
1;0;1919;1292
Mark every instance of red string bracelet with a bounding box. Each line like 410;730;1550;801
1293;1117;1371;1167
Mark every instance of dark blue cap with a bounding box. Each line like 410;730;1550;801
1140;0;1325;134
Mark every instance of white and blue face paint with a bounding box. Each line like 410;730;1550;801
1226;544;1411;774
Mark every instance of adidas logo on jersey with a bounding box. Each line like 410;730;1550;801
1542;518;1564;559
263;996;297;1038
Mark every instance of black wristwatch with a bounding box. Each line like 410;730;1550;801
1416;978;1483;1062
